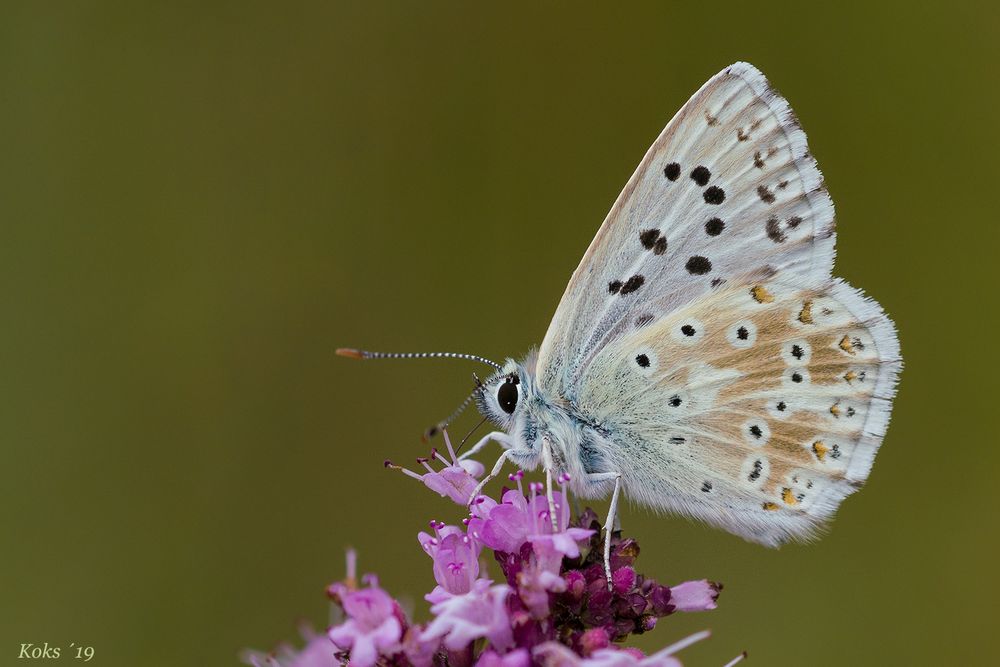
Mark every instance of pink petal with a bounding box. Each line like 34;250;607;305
668;580;720;612
480;504;531;552
476;648;530;667
422;471;469;504
328;621;356;649
370;616;402;648
417;531;436;552
583;649;639;667
459;458;485;477
424;585;452;605
348;634;378;667
534;641;582;667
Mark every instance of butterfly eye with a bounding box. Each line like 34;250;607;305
497;379;519;414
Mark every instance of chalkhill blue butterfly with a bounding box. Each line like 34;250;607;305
339;62;902;581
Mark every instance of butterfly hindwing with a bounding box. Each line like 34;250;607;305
574;277;900;545
537;62;835;397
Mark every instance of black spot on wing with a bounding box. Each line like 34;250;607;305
620;275;645;295
685;256;712;275
703;186;725;205
704;218;725;236
639;229;660;249
639;229;669;256
663;162;681;181
765;216;786;243
690;166;711;186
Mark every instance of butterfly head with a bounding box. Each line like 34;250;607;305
475;360;535;429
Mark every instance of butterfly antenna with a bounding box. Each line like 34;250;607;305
422;373;485;442
336;348;503;372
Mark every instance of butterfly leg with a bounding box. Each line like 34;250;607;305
545;464;560;532
582;471;622;588
466;448;512;507
604;474;622;588
542;439;560;532
458;431;512;461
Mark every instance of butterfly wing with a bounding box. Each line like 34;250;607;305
534;62;900;543
536;62;835;397
574;277;900;545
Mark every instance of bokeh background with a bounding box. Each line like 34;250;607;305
1;2;997;665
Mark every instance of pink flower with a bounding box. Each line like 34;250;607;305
327;578;403;667
534;630;722;667
469;477;594;558
516;540;567;618
524;482;596;559
668;580;720;612
419;521;484;603
386;431;484;505
577;627;611;656
468;489;531;552
584;648;682;667
240;626;337;667
422;579;514;652
250;469;736;667
400;627;439;667
476;648;530;667
535;641;582;667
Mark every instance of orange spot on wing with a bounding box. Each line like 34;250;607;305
750;285;774;303
762;502;780;511
781;488;799;505
812;441;829;461
839;335;856;355
798;301;814;324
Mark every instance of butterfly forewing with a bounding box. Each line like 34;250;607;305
537;62;835;396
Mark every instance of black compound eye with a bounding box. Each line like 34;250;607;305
497;380;519;414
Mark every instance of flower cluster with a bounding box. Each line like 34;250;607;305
244;434;742;667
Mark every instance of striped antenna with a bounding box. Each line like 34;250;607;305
422;374;485;442
336;348;504;372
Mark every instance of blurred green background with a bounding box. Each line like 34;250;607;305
1;2;997;665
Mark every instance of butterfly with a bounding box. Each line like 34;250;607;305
338;62;902;579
